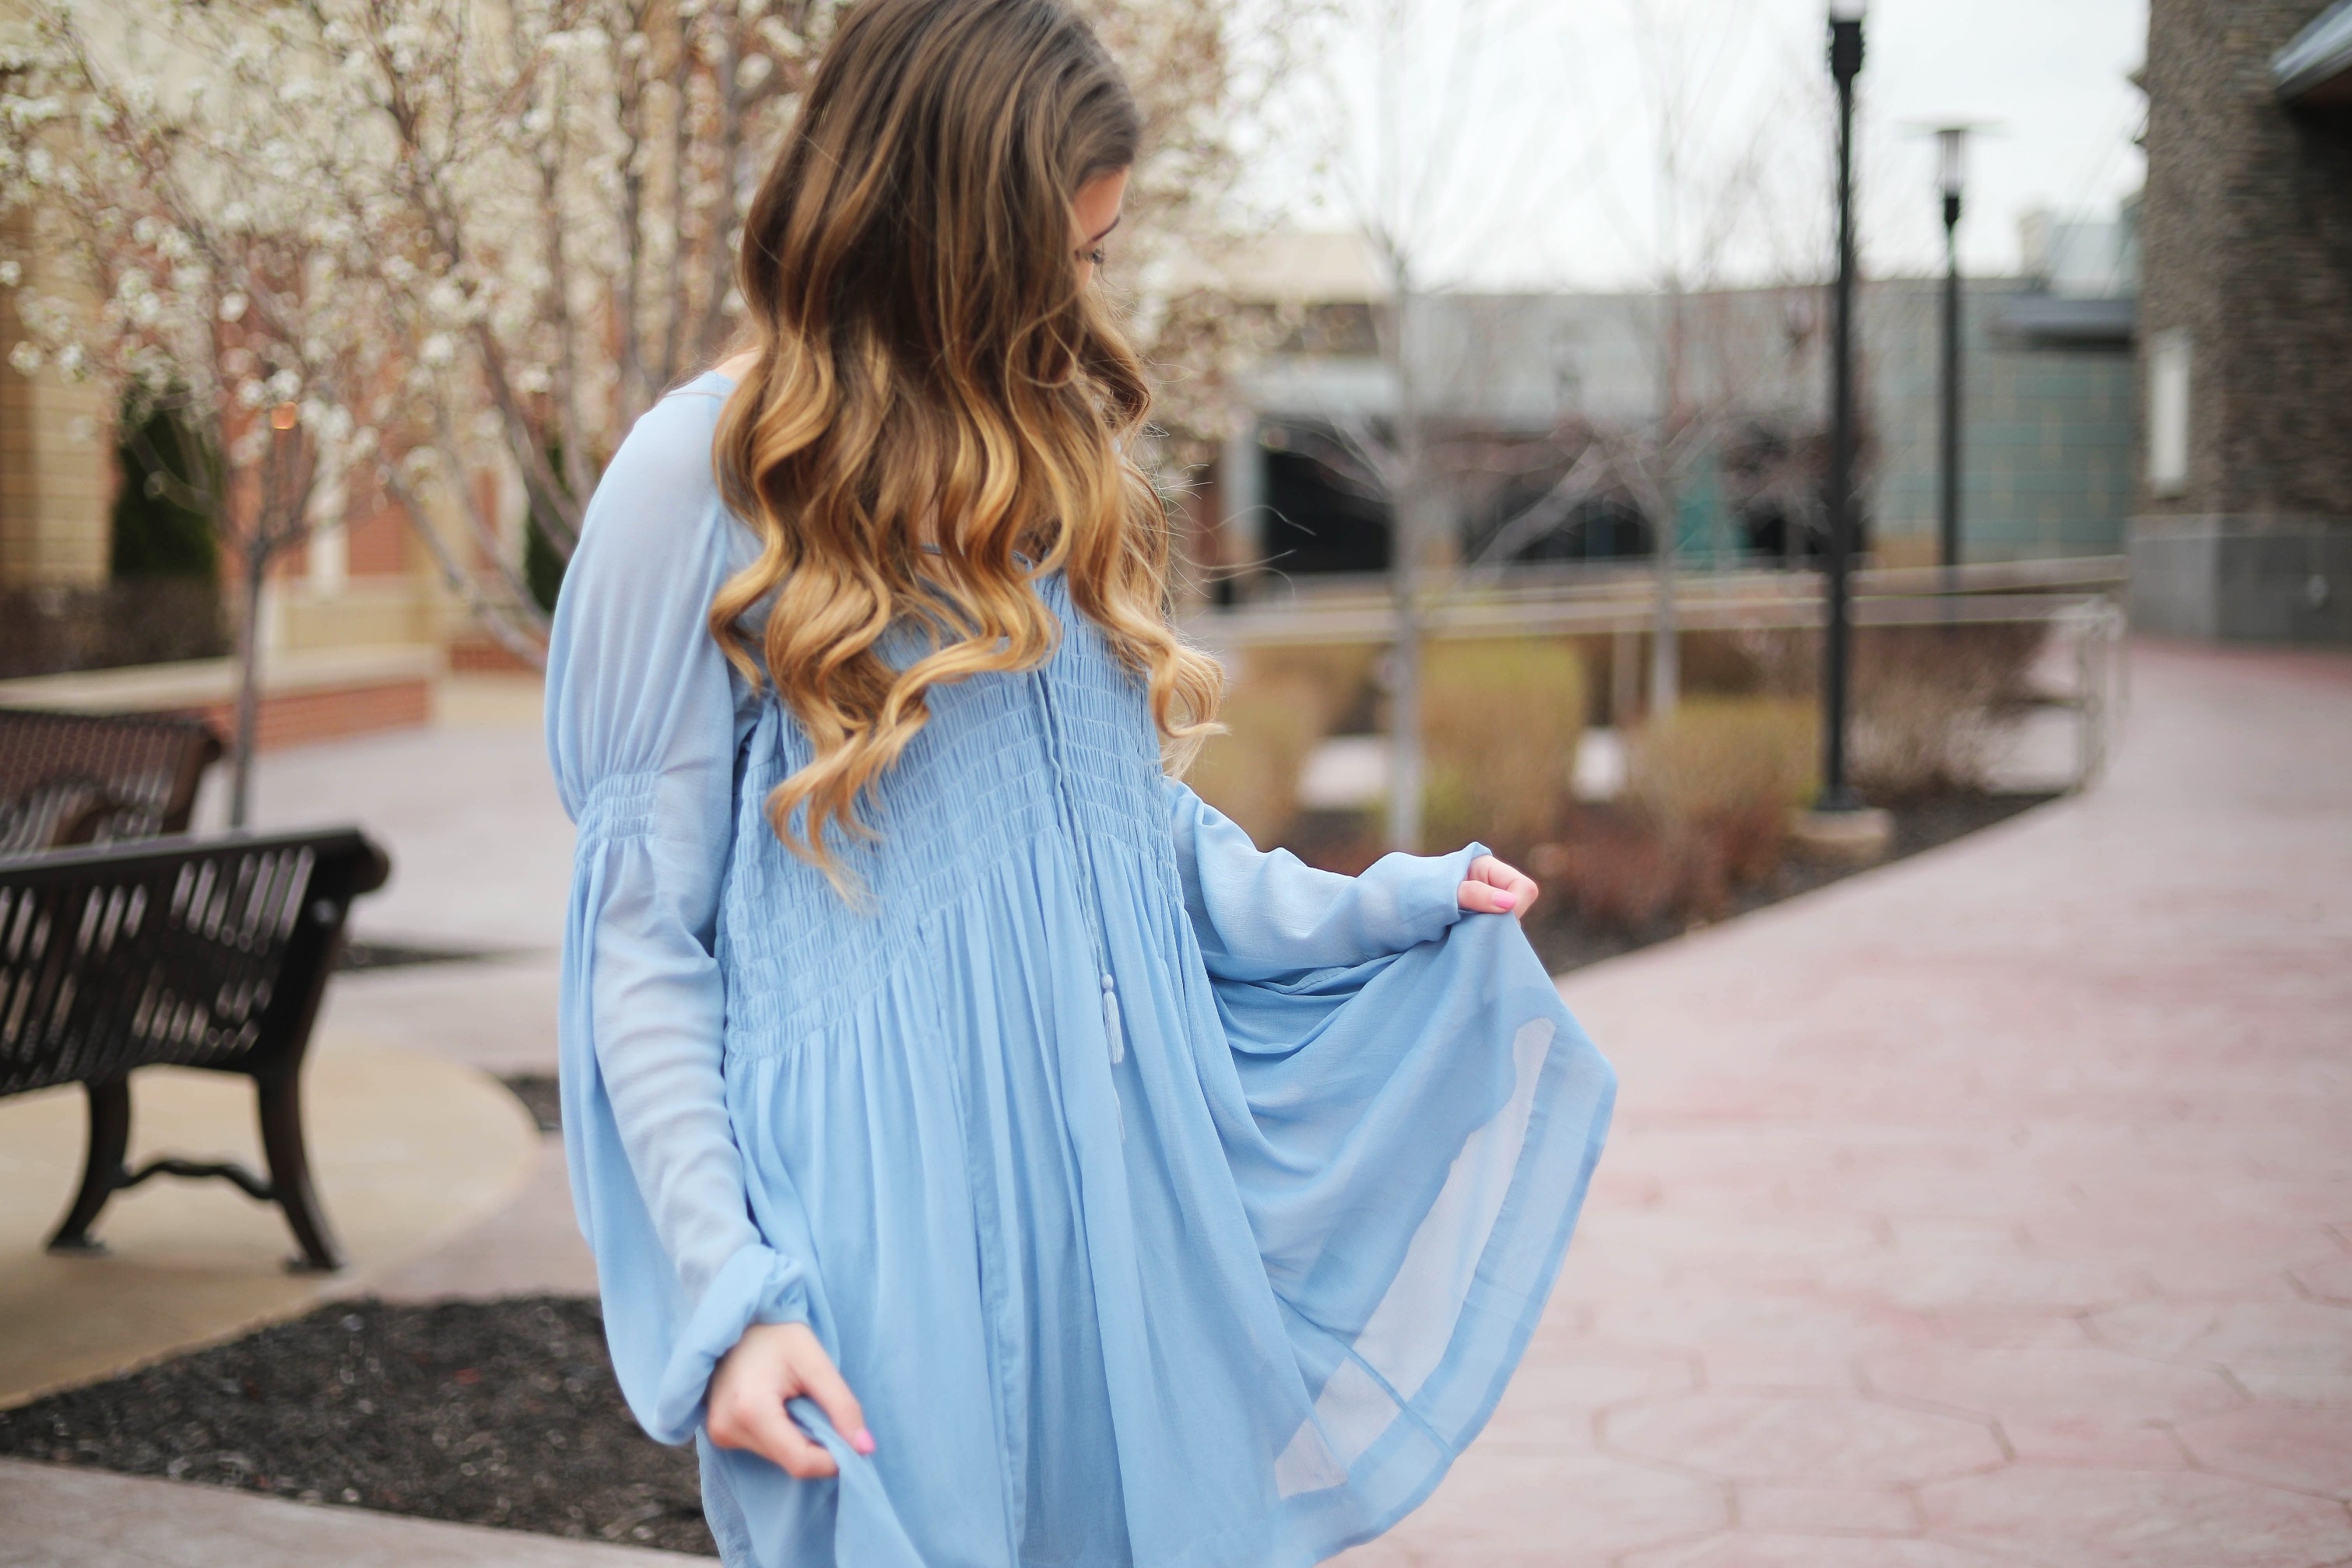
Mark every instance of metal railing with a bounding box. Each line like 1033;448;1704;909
1185;557;2130;794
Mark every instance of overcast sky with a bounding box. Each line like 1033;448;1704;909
1250;0;2150;292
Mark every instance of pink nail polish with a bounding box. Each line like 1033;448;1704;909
851;1429;876;1455
1492;890;1516;910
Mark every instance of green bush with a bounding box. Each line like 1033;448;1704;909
1183;643;1378;845
1186;637;1587;859
1185;671;1329;845
109;397;217;582
1422;638;1585;858
1848;624;2046;801
526;517;567;614
1721;622;2047;801
1630;696;1818;834
1537;696;1820;933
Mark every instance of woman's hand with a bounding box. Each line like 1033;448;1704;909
707;1321;873;1478
1458;853;1539;917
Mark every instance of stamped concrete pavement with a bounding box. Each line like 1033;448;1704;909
1339;640;2352;1565
0;1459;697;1566
15;644;2344;1564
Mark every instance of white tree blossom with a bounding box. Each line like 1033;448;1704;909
3;0;1301;673
1;5;402;821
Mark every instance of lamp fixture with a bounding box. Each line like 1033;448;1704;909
1936;127;1968;199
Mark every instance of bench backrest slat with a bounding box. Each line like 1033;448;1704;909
0;707;225;854
0;828;390;1097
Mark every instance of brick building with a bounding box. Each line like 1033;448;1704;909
2133;0;2352;642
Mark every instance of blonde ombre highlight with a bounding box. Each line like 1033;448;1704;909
710;0;1221;892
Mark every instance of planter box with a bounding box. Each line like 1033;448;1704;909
0;645;440;752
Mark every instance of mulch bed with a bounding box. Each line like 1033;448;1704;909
1286;792;2054;977
0;1297;718;1557
1517;791;2055;975
335;939;503;973
501;1074;564;1134
2;791;2056;1551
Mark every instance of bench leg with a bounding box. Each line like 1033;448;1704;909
256;1074;342;1272
47;1079;131;1255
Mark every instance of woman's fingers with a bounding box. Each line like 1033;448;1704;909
742;1394;839;1479
789;1337;875;1456
1457;878;1516;914
1459;854;1539;917
708;1375;834;1477
707;1321;871;1476
1501;863;1538;915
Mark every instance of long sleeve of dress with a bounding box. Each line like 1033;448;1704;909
545;391;808;1448
1161;773;1487;980
1158;774;1615;1510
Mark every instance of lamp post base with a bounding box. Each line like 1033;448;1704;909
1790;804;1894;865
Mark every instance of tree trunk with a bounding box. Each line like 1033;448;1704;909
228;530;267;829
1386;282;1426;854
1649;465;1680;722
1649;285;1687;722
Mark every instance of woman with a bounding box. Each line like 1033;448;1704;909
545;1;1615;1563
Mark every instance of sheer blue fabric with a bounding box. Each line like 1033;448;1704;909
546;371;1617;1568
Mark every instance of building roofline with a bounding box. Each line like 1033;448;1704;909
1990;294;2136;349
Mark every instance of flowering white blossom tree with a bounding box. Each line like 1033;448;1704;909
0;10;398;823
4;0;1297;689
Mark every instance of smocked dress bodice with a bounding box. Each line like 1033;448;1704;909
547;372;1616;1568
714;573;1177;1059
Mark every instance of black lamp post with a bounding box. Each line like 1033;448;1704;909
1819;0;1866;815
1934;125;1973;577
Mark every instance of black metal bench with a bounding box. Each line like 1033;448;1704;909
0;826;390;1271
0;707;223;854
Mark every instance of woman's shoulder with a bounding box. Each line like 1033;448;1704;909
574;372;751;570
592;374;732;510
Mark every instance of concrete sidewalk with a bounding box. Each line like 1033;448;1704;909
209;673;574;954
9;644;2346;1564
1340;640;2352;1566
0;1039;539;1412
0;1460;696;1566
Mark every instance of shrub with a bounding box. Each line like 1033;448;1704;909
1629;696;1819;833
1188;636;1585;860
1848;624;2046;801
110;396;218;583
1183;643;1378;844
1531;696;1818;930
1421;638;1585;858
1722;621;2048;801
1548;813;1680;934
1185;672;1327;844
0;581;229;679
1253;642;1384;733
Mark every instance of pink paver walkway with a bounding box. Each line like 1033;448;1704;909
1339;640;2352;1567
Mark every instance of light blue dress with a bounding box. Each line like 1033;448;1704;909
545;370;1616;1568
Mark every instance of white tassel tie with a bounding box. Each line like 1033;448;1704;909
1101;972;1125;1064
1102;973;1127;1142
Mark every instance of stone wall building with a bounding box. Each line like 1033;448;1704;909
2134;0;2352;642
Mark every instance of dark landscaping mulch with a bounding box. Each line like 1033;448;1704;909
0;1296;718;1557
0;791;2056;1553
1514;791;2055;976
501;1074;564;1133
336;939;502;973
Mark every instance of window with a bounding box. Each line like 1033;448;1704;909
2147;328;2191;497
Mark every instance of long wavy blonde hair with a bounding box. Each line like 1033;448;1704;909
709;0;1222;889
